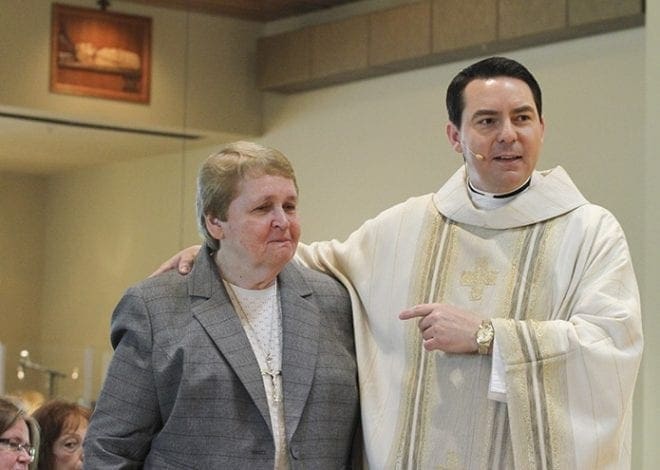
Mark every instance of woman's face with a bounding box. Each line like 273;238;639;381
208;174;300;276
51;419;87;470
0;418;32;470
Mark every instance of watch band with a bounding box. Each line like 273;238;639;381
476;319;494;355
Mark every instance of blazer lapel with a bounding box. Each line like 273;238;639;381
187;247;273;433
278;264;320;442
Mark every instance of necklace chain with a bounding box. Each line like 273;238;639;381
222;278;283;402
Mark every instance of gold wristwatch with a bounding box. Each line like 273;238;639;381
475;319;494;355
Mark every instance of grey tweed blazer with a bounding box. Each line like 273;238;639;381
84;246;359;469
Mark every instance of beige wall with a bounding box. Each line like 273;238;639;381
642;1;660;469
38;152;184;400
0;1;656;468
0;173;46;396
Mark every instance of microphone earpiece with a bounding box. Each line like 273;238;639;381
461;142;485;161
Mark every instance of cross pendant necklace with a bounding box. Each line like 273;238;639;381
222;277;283;404
263;353;282;402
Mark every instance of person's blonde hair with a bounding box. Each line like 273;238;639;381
0;396;40;469
196;141;298;251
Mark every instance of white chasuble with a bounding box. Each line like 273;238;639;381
297;166;642;470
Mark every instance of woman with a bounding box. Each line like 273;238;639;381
32;400;90;470
84;141;359;468
0;396;39;470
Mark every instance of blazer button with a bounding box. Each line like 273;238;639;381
290;445;301;460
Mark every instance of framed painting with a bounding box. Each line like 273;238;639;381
50;3;151;103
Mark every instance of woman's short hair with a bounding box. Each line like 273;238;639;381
31;399;91;470
0;396;40;469
196;141;298;251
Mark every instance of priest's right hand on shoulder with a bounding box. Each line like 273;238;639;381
150;244;201;277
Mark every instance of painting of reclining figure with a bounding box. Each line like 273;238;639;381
50;3;151;103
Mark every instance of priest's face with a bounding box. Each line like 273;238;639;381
446;76;545;194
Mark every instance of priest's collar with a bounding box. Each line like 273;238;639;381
467;176;532;210
467;177;532;199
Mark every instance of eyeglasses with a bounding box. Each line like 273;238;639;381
0;438;36;462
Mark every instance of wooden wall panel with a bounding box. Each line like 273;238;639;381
569;0;643;26
498;0;566;40
310;16;369;79
369;2;432;67
432;0;497;53
257;0;643;92
258;28;311;89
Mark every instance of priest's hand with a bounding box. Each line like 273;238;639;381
399;303;482;353
149;244;202;277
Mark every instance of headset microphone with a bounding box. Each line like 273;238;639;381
462;143;485;161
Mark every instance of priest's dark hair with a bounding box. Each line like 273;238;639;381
446;56;543;128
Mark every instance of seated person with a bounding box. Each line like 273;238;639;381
32;399;90;470
0;396;39;470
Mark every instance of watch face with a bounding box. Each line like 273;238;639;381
476;322;493;354
477;330;489;342
477;322;494;344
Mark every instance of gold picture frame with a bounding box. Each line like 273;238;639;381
50;3;151;103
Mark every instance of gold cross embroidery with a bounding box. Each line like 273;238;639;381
460;257;498;301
